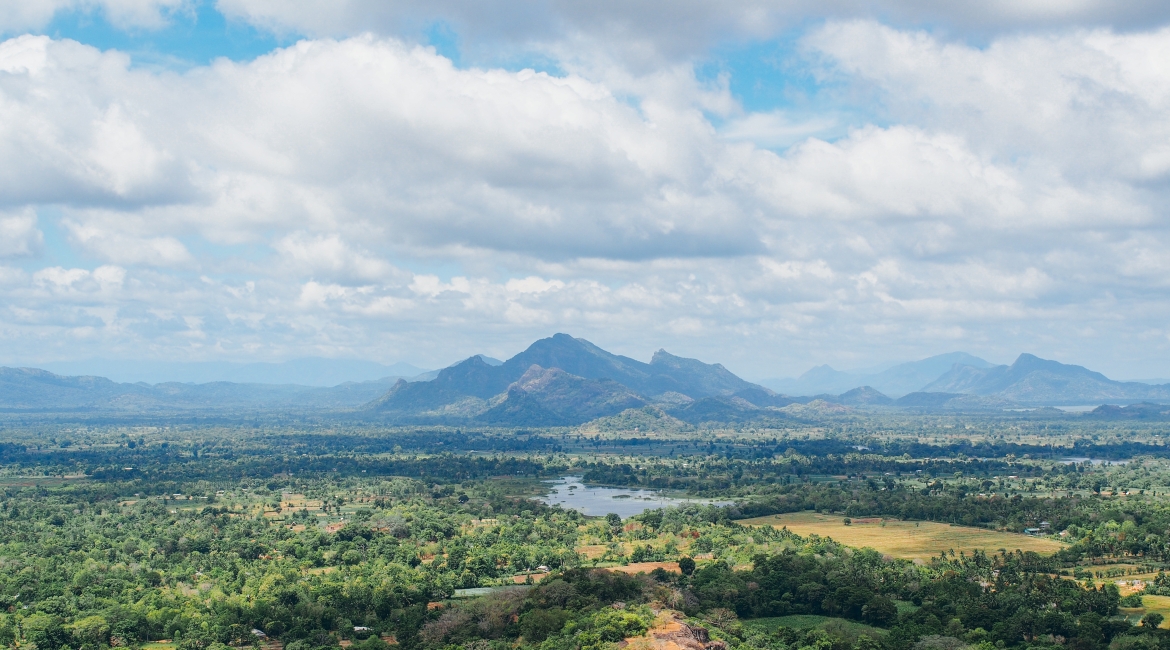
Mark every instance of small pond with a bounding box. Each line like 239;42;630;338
537;476;731;519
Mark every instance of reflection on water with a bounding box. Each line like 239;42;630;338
537;476;730;519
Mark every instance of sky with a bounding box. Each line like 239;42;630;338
2;0;1170;382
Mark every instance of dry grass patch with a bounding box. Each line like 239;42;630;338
511;573;549;583
609;562;681;575
738;512;1064;561
576;544;608;559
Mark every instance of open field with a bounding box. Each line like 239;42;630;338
738;512;1065;561
609;561;681;574
1119;595;1170;629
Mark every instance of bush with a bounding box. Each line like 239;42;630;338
586;608;649;642
1120;593;1144;607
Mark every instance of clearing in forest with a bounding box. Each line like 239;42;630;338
737;512;1064;561
1119;595;1170;629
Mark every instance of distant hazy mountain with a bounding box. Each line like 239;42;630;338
38;357;432;386
834;386;894;406
760;352;995;397
924;353;1170;405
0;366;402;411
1087;402;1170;420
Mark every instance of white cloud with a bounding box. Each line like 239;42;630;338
0;208;43;258
213;0;1170;66
721;112;838;149
505;276;565;294
64;219;194;267
0;21;1169;378
273;232;399;283
0;0;190;33
804;22;1170;189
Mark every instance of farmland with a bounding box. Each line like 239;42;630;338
738;511;1066;561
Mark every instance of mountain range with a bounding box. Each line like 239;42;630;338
368;333;776;425
36;357;432;386
0;367;412;411
0;335;1168;422
760;352;996;397
921;353;1170;405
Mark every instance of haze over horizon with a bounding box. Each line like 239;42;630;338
2;1;1170;381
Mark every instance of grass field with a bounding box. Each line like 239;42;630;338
738;512;1065;561
1119;595;1170;629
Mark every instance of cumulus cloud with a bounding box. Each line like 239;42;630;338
214;0;1170;65
0;19;1169;377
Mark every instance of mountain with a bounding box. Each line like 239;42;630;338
478;365;646;426
0;366;403;411
760;352;995;397
835;386;893;406
761;365;858;396
368;333;771;421
1087;402;1170;420
7;339;1160;418
38;357;432;386
924;353;1170;404
863;353;996;396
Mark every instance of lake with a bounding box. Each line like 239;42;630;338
537;476;731;518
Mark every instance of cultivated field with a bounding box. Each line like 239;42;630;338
738;512;1065;561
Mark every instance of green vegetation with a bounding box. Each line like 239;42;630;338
4;416;1170;649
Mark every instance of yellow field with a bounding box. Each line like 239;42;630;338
738;512;1065;561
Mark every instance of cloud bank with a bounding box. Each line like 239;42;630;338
0;9;1169;378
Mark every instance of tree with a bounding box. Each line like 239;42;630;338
71;615;110;648
1142;612;1164;629
678;556;696;576
862;596;898;627
23;614;72;650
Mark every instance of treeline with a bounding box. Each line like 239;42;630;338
0;430;561;467
579;456;1041;493
86;455;561;494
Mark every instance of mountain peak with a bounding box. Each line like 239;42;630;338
1009;353;1110;382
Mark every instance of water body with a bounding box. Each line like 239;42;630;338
537;476;731;519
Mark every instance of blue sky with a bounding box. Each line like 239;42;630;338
38;0;284;67
1;0;1170;382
